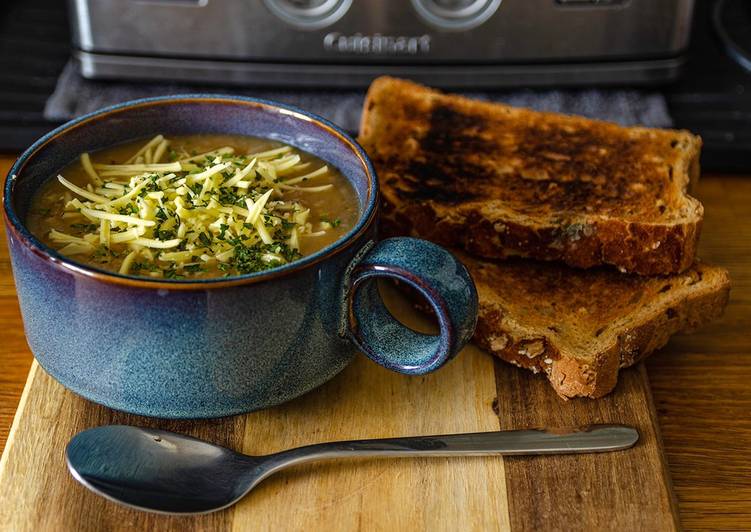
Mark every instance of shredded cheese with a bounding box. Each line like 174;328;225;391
80;153;102;185
80;208;156;227
119;249;140;274
44;135;341;279
57;175;110;204
125;135;164;164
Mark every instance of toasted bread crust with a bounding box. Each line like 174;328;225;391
360;76;704;275
462;255;731;399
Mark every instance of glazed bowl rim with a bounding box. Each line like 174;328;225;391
2;94;378;291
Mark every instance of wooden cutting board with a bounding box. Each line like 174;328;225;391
0;285;679;532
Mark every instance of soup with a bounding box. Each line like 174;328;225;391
27;134;360;279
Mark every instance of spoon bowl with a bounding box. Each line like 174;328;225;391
66;426;261;514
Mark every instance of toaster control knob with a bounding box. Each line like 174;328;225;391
264;0;352;29
411;0;502;30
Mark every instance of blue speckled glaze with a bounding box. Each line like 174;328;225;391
347;237;478;375
3;95;478;418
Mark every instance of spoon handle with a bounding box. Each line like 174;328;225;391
261;424;637;476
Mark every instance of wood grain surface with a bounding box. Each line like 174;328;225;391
0;294;512;532
0;156;29;451
496;363;678;531
646;175;751;531
0;287;672;532
1;155;750;530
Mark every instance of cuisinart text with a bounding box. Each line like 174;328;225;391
323;33;431;55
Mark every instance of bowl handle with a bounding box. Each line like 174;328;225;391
343;237;478;375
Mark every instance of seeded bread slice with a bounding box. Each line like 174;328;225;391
359;76;704;275
457;251;730;399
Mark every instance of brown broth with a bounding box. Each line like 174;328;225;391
27;134;360;279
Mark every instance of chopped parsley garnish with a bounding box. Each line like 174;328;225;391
118;203;139;215
44;135;340;279
163;267;185;280
198;231;213;247
218;223;229;240
320;215;341;227
156;228;177;241
231;241;301;274
218;188;243;206
131;261;159;273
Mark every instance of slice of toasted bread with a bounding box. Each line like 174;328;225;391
457;251;730;399
359;76;704;275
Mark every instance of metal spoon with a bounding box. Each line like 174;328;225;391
66;424;638;515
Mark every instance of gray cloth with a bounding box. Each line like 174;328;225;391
45;62;673;131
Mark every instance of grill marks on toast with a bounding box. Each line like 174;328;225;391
358;77;727;399
399;101;673;218
400;105;495;205
511;123;656;216
360;76;704;275
461;252;730;399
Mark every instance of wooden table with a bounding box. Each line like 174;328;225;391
1;155;749;530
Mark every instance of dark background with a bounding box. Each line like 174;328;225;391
0;0;749;172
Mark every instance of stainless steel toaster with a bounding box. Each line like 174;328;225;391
69;0;696;88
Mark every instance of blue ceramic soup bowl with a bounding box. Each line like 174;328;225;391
2;95;478;419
